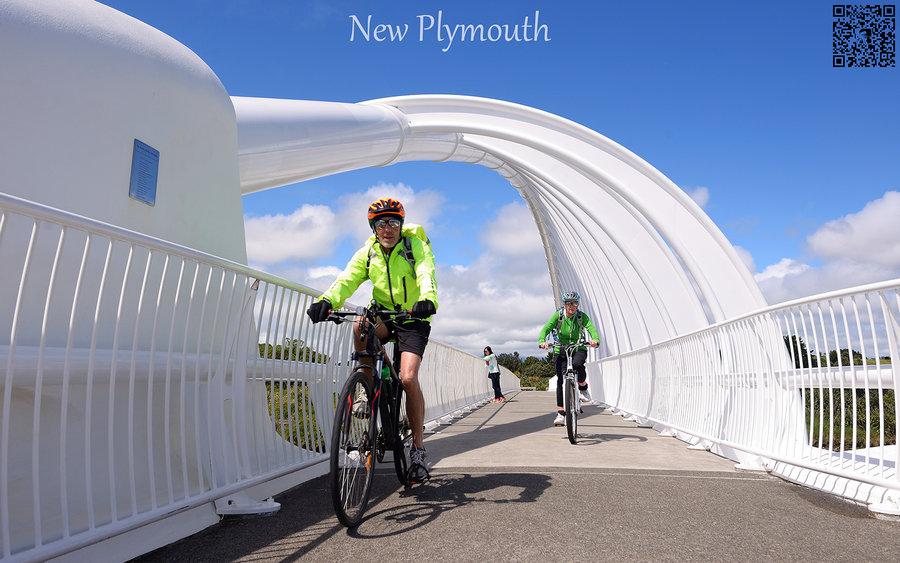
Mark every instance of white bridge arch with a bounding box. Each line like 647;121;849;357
233;95;767;355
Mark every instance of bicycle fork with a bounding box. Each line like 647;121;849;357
566;373;580;412
566;355;582;414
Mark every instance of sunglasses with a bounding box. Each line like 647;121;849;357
374;218;402;231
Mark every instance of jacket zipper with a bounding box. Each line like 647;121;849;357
381;245;397;307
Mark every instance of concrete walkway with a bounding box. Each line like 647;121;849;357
134;391;900;562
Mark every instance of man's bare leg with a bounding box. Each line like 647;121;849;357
399;350;425;449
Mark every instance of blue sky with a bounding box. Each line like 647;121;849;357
99;0;900;354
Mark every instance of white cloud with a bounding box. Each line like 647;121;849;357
246;262;335;294
756;258;899;306
684;186;710;209
308;265;342;279
430;274;553;354
755;257;811;283
244;205;337;264
430;201;554;353
479;201;544;257
754;192;900;305
807;191;900;266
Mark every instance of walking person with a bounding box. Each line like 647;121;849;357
483;346;506;402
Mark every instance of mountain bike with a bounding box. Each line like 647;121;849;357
326;305;413;527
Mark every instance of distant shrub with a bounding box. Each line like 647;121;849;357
519;375;550;391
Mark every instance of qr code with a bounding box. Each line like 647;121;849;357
833;5;896;67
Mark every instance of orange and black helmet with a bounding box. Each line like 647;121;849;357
367;198;405;228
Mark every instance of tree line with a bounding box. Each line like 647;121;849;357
784;335;891;368
496;351;556;390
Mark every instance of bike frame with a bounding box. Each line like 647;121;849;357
558;340;586;444
355;310;408;453
331;306;411;475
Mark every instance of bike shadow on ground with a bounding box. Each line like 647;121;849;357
348;470;551;539
559;431;649;447
568;414;650;446
556;402;652;447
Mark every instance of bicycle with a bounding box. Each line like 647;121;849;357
326;305;413;527
552;337;594;444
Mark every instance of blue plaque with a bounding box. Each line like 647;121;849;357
129;139;159;206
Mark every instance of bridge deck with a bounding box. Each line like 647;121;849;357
134;391;900;561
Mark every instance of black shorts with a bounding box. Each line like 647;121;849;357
382;318;431;357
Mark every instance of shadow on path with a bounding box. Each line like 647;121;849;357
133;468;551;562
347;471;550;538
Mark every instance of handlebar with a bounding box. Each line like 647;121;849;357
539;339;599;350
325;305;412;325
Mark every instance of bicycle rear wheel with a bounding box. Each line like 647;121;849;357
330;370;377;527
564;375;578;444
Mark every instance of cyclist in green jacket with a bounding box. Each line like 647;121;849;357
306;198;438;483
538;291;599;426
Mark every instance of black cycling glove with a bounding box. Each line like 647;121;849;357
411;300;436;319
306;299;332;323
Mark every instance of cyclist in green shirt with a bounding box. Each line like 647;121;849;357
538;291;599;426
306;198;438;483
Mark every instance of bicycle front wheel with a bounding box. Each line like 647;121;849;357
330;370;377;527
390;381;410;485
564;376;578;444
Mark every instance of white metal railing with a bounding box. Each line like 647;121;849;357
592;279;900;512
0;192;517;562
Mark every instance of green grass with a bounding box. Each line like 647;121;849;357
266;381;326;452
258;338;329;452
804;388;896;451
